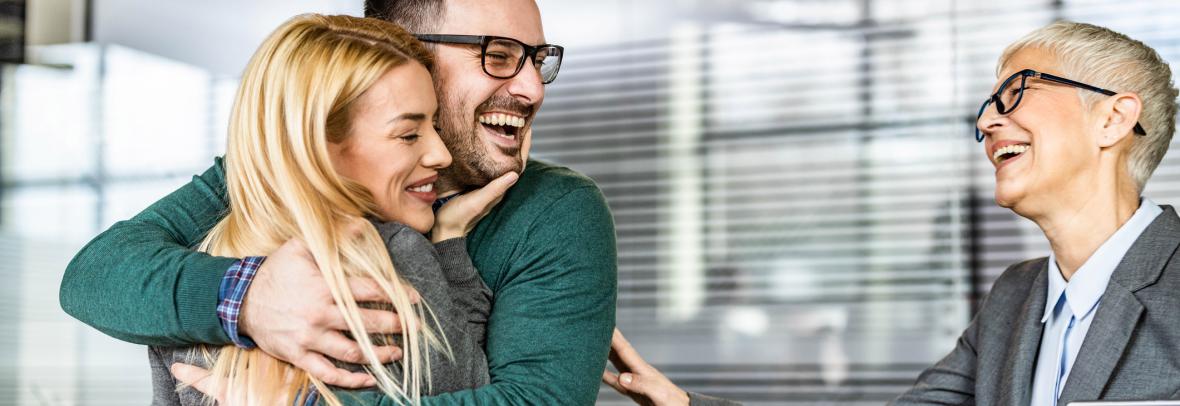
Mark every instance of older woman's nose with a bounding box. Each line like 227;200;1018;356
977;104;1008;140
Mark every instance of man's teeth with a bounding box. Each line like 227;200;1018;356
407;183;433;193
992;144;1030;164
478;113;525;128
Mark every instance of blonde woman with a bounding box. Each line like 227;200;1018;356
146;14;516;405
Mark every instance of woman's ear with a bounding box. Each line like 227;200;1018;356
1096;92;1143;148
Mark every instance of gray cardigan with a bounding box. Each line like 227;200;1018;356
149;221;492;405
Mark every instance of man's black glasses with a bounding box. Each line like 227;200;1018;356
975;68;1148;142
415;34;564;84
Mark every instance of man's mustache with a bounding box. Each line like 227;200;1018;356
475;95;534;118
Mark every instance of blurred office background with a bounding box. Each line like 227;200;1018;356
2;0;1180;404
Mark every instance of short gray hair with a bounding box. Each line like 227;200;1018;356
998;21;1179;192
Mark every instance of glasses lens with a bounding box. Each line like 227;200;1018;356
996;74;1026;114
484;39;526;78
537;46;563;84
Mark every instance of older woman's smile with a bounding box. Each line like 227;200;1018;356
989;140;1032;171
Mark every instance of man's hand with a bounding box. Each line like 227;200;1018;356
432;171;519;242
239;235;414;388
603;328;690;406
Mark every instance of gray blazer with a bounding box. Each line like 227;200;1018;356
892;206;1180;406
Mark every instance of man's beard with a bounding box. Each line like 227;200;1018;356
436;91;533;191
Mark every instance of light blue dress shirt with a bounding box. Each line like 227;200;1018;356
1028;197;1162;406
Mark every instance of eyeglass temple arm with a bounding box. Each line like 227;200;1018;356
414;34;484;45
1037;72;1111;95
1037;72;1148;136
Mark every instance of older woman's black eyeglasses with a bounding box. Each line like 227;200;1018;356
975;69;1147;142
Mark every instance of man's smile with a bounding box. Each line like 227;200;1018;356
478;111;527;149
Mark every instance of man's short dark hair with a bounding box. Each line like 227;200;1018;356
364;0;445;33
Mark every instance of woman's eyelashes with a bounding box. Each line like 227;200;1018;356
389;129;420;143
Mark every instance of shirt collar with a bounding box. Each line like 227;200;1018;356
1041;197;1163;322
1042;257;1068;323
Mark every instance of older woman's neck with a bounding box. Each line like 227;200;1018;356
1031;175;1141;281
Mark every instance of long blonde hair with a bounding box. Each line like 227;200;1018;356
198;13;440;405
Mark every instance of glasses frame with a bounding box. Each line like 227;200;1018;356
414;34;564;84
975;68;1148;142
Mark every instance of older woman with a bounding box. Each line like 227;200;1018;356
605;20;1180;406
895;20;1180;405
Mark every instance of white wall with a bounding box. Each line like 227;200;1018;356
92;0;361;76
89;0;694;77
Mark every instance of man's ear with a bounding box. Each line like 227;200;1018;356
1096;92;1143;148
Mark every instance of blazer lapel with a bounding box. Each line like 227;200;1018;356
1057;206;1180;404
1056;288;1143;404
998;261;1049;406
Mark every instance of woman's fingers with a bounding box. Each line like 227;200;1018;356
603;370;626;392
604;369;659;406
457;172;519;215
171;363;220;401
605;329;693;406
610;328;651;373
482;171;520;199
432;172;520;241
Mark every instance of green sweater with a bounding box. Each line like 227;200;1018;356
59;157;618;405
